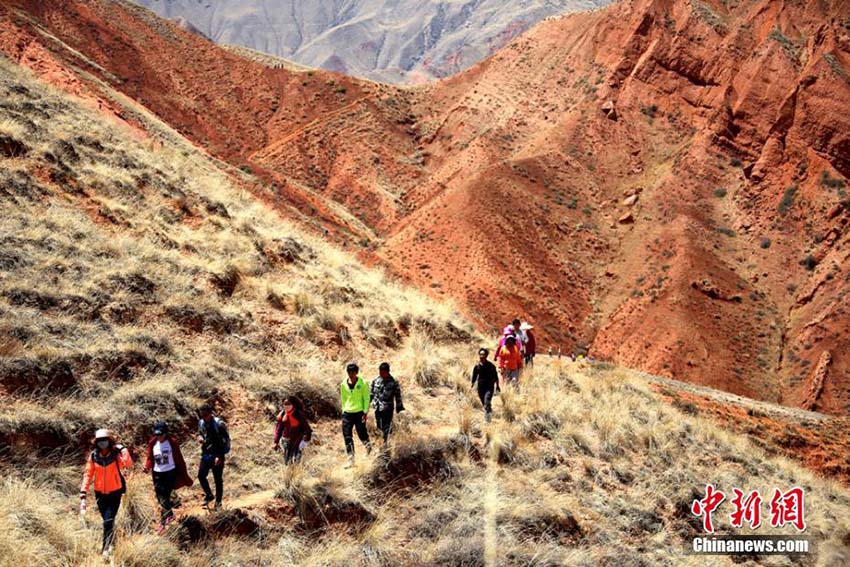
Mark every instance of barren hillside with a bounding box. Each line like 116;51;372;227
133;0;610;83
0;0;848;414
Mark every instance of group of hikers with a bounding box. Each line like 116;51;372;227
78;321;538;557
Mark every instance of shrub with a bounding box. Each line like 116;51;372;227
821;170;846;190
760;237;771;249
714;187;727;198
778;185;797;214
800;254;818;271
640;104;658;119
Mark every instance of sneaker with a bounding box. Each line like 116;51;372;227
344;456;354;469
213;501;222;510
485;412;492;423
201;495;214;508
156;522;166;536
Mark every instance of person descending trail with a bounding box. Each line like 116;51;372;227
143;421;193;534
80;428;133;559
471;348;500;422
496;334;523;387
273;396;312;464
370;362;405;446
340;363;372;467
521;322;536;367
197;405;230;510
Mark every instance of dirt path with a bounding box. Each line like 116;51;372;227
635;370;830;424
251;96;372;157
483;436;499;567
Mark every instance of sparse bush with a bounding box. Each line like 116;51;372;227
778;185;797;214
714;187;727;198
800;254;818;271
640;104;659;119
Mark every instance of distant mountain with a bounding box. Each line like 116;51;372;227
132;0;610;83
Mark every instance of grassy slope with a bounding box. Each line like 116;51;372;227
1;57;849;566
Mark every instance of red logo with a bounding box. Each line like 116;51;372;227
692;486;806;533
730;488;762;529
691;484;726;533
769;487;806;532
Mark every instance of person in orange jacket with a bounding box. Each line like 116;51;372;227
143;421;193;534
496;334;523;386
80;428;133;558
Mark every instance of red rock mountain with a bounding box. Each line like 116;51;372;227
2;0;849;414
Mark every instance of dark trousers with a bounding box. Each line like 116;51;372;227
95;491;122;552
342;412;371;455
282;441;302;465
152;469;177;523
375;409;394;443
198;455;224;503
478;388;494;416
524;354;535;366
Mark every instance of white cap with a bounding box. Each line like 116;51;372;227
94;428;111;440
520;322;534;330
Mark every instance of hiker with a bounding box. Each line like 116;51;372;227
143;421;192;534
512;318;527;356
370;362;405;445
80;428;133;558
471;348;500;422
340;363;372;465
496;334;523;386
273;395;312;464
197;404;230;509
493;325;517;361
521;322;536;366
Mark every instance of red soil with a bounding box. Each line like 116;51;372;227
2;0;849;415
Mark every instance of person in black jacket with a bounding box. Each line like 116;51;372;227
196;405;230;509
471;348;500;422
370;362;404;445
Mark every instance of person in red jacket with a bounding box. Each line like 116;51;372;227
496;335;523;386
273;396;313;464
80;428;133;558
143;421;193;533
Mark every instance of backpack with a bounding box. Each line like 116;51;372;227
200;417;231;455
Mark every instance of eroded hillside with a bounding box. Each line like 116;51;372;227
0;0;848;415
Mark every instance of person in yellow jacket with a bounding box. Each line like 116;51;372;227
340;363;372;466
80;428;133;558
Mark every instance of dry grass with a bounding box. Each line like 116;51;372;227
1;56;849;567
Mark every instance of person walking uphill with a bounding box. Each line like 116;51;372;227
496;334;523;386
143;421;192;534
273;396;312;464
371;362;404;445
471;348;500;422
197;405;230;509
340;363;371;466
80;428;133;558
521;322;536;367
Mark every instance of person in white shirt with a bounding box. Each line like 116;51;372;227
143;421;193;533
